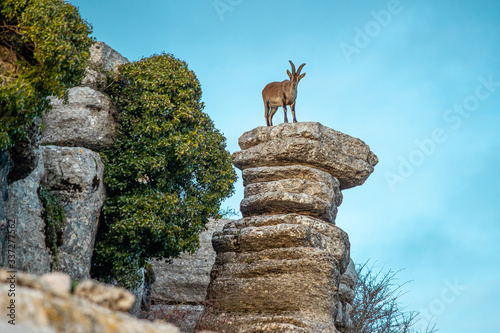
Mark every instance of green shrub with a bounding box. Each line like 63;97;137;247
91;53;237;289
0;0;93;150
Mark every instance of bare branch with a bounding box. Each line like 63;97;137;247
352;260;438;333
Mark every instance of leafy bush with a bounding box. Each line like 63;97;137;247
0;0;93;150
91;53;237;289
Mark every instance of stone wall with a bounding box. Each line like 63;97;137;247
197;122;377;333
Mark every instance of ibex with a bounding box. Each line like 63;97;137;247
262;60;306;126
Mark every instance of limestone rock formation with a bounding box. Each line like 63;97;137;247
0;41;121;281
0;269;181;333
89;41;130;72
82;41;130;89
241;165;342;223
198;122;377;332
41;146;105;280
151;218;230;304
233;122;378;190
41;87;117;150
1;149;52;274
336;259;357;332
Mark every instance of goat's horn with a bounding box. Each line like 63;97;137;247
289;60;296;75
297;63;306;75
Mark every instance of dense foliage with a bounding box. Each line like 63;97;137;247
0;0;93;150
91;53;237;289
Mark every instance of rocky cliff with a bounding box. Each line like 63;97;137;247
0;41;125;280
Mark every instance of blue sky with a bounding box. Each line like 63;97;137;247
69;1;500;331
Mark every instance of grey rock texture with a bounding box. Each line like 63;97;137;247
41;87;116;150
336;259;357;333
0;151;10;256
151;218;230;304
89;41;130;72
233;122;378;190
0;269;181;333
41;146;105;280
145;305;205;333
81;41;130;89
1;149;51;274
198;123;375;332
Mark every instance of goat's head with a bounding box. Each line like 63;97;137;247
286;60;306;88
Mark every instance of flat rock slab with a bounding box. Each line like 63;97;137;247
233;122;378;190
212;214;350;272
241;166;342;223
41;87;116;150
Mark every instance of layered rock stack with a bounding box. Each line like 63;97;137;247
197;122;378;332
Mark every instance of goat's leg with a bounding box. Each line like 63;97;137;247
291;101;297;123
265;101;270;126
282;101;289;123
269;107;278;126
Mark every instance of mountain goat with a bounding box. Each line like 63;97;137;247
262;60;306;126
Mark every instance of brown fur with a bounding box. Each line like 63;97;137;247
262;60;306;126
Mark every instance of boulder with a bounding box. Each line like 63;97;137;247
89;41;130;72
242;165;343;205
233;122;378;190
212;214;351;274
81;41;130;89
74;279;136;312
41;86;116;150
41;146;105;280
